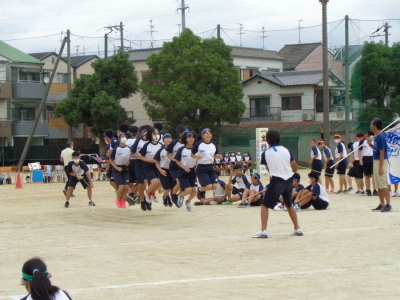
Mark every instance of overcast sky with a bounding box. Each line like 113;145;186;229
1;0;399;57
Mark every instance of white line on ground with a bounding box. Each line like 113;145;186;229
0;225;398;254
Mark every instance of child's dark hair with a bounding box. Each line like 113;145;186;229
22;258;60;300
119;122;130;134
371;118;383;130
138;125;152;139
154;122;164;132
143;127;160;142
129;126;138;136
308;171;319;182
176;125;189;135
292;172;301;181
266;130;280;146
104;129;113;139
181;131;196;145
347;142;353;150
356;132;364;138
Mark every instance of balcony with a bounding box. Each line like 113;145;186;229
241;107;281;123
12;82;47;99
12;122;49;136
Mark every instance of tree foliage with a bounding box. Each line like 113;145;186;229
140;29;245;134
55;52;138;138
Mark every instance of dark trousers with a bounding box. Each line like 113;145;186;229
64;165;71;190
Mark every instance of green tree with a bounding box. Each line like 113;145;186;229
350;42;395;107
140;29;245;135
55;52;138;139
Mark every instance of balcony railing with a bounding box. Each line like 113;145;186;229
241;107;281;123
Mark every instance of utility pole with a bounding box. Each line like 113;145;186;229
67;29;71;94
104;23;125;52
146;20;157;48
104;34;108;59
237;23;245;47
177;0;189;31
176;23;181;36
217;24;221;39
297;19;303;43
344;15;350;144
260;26;267;49
18;37;68;170
384;22;391;46
320;0;330;147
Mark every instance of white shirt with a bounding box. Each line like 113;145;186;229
353;141;360;160
335;142;347;159
262;146;293;180
111;146;131;165
192;141;217;165
126;138;136;160
361;139;374;157
60;147;74;166
310;146;322;160
175;147;197;169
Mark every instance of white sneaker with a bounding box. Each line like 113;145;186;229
390;191;396;197
291;228;303;236
395;191;400;197
293;204;301;211
209;201;218;205
251;230;268;238
274;203;284;211
144;190;152;203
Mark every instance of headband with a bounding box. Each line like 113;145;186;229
201;128;211;134
118;132;126;137
22;269;48;282
183;128;189;132
185;132;194;137
253;173;260;179
103;134;113;139
163;133;172;139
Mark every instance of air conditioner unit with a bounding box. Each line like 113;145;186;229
302;113;313;121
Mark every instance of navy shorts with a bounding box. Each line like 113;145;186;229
158;168;174;190
134;160;145;184
169;165;180;182
325;160;335;177
128;159;136;183
347;165;357;177
301;196;329;210
354;160;364;179
112;166;129;186
312;160;323;174
106;165;115;181
196;164;218;187
68;174;90;189
232;186;245;198
337;159;348;175
143;164;158;182
178;168;197;191
250;195;262;206
362;156;373;176
262;176;293;209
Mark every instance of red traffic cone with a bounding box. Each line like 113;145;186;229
15;172;23;189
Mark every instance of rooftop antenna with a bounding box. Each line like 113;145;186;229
297;19;303;43
176;23;181;36
260;26;268;49
75;45;79;56
146;19;157;48
237;23;245;47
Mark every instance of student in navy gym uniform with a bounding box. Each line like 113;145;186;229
110;133;131;209
154;134;174;207
166;125;190;205
195;171;227;205
65;151;94;208
130;125;152;211
334;134;348;194
125;125;139;203
175;131;198;211
224;164;251;204
252;130;302;238
192;128;222;200
20;257;72;300
139;128;163;210
103;129;119;192
242;151;252;174
310;139;323;184
294;171;330;210
237;173;265;207
317;140;335;193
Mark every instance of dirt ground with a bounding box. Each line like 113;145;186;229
0;170;399;300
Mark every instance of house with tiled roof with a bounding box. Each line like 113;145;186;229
240;69;347;124
124;46;285;126
277;43;343;80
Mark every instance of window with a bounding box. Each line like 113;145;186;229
281;96;302;110
18;108;35;122
57;73;69;83
250;97;270;117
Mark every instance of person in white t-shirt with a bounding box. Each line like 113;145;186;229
60;141;75;197
252;130;303;238
20;258;72;300
294;171;330;210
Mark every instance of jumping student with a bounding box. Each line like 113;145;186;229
370;118;392;212
175;131;198;211
192;128;221;200
139;128;163;210
224;164;250;204
317;140;335;193
252;130;302;238
334;134;348;194
310;139;323;185
195;171;227;205
130;125;152;211
110;133;131;209
20;257;72;300
126;125;139;203
294;171;330;210
103;129;119;192
237;173;265;208
154;134;174;207
242;151;252;174
166;125;190;206
65;151;94;208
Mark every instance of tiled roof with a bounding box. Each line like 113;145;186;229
277;43;321;71
127;46;284;62
231;46;284;60
222;120;359;135
0;41;43;64
29;52;55;60
62;55;99;67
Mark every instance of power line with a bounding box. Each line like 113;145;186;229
1;33;60;41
